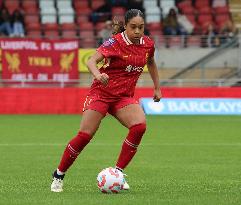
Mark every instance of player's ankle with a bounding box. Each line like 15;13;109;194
53;170;65;180
115;166;123;172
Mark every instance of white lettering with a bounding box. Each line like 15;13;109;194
54;42;78;50
37;73;48;81
41;42;51;50
179;102;190;112
168;101;178;112
27;74;33;80
167;100;241;113
12;74;33;81
225;102;236;112
200;101;212;112
237;102;241;112
145;99;241;115
217;102;229;112
125;65;143;73
1;41;38;50
189;101;200;112
52;74;69;81
12;74;27;80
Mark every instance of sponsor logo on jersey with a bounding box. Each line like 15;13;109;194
125;65;143;72
102;38;116;47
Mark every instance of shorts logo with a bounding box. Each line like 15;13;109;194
125;65;143;72
102;38;116;47
83;96;93;112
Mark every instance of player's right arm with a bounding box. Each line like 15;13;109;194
87;51;109;86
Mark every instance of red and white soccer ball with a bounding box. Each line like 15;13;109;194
97;167;125;193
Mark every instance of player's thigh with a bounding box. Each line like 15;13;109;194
80;109;105;136
114;104;146;128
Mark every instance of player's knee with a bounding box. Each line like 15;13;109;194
129;123;146;137
79;125;99;137
127;123;146;146
76;131;93;143
67;131;93;157
78;128;94;136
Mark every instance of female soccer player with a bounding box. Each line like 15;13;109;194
51;9;162;192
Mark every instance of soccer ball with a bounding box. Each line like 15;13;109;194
97;167;125;193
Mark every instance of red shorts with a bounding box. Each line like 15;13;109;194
83;95;139;116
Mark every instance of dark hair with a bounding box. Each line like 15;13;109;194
125;9;144;25
112;9;144;35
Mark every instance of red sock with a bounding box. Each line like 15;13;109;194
116;123;146;170
58;131;92;172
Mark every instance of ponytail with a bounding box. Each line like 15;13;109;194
112;17;125;35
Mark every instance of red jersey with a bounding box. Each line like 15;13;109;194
89;32;155;99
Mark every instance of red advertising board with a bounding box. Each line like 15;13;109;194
1;38;79;82
1;87;241;114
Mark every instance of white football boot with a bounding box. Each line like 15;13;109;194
115;167;130;190
51;177;63;192
51;170;65;192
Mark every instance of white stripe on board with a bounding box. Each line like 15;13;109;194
0;143;241;146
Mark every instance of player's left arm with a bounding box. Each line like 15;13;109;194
147;56;162;102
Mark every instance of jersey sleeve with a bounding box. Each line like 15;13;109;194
149;42;155;58
97;38;118;58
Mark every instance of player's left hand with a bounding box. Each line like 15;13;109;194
153;89;162;102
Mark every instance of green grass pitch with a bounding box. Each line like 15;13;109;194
0;115;241;205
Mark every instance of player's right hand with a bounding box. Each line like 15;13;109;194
95;73;109;86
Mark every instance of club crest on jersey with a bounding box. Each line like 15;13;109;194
102;38;116;47
125;65;143;72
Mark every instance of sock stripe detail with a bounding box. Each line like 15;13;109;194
124;139;138;148
115;166;123;172
67;144;79;155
